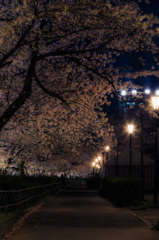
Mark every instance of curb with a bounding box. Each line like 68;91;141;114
129;210;153;228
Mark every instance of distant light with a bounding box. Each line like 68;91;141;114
128;124;134;134
121;90;127;96
155;90;159;96
151;97;159;110
145;89;151;94
106;146;109;151
132;90;137;95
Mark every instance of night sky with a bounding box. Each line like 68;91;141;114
106;0;159;114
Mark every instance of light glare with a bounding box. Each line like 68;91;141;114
106;146;109;151
145;89;150;94
121;90;127;96
155;90;159;96
151;97;159;110
128;124;134;134
132;90;137;95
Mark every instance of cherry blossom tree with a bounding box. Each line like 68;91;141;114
0;0;158;174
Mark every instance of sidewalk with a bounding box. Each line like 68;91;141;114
5;188;159;240
130;193;159;228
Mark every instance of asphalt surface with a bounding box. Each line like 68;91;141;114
6;183;159;240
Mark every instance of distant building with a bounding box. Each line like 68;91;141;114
103;149;154;191
119;96;137;112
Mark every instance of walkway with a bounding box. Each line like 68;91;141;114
7;183;159;240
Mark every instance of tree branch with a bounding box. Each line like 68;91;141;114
0;51;37;131
66;56;117;92
34;73;71;108
0;22;35;69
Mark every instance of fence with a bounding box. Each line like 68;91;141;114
0;182;63;209
104;165;154;191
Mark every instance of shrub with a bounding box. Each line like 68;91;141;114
87;176;101;190
101;177;143;207
0;174;58;190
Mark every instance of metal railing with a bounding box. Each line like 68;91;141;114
0;182;63;209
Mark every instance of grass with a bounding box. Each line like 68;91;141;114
0;210;17;224
0;208;24;239
0;190;59;239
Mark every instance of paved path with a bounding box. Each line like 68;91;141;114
7;187;159;240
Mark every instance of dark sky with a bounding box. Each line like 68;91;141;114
140;0;159;16
134;0;159;88
106;0;159;114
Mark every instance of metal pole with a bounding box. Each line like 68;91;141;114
102;151;105;177
130;133;132;176
116;140;119;176
114;155;117;176
102;152;105;168
105;151;108;178
153;117;158;205
140;110;144;188
107;152;108;162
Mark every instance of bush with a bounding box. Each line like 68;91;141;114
101;177;143;207
0;174;59;191
87;176;101;190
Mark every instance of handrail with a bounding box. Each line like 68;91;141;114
0;182;63;209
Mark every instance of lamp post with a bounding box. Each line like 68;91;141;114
104;146;109;177
92;162;95;176
105;145;109;162
115;139;119;176
128;124;134;176
102;151;105;169
95;158;98;174
151;96;159;205
98;156;102;177
98;156;101;166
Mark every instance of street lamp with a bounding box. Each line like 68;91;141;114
128;124;134;176
105;145;109;162
151;96;159;205
115;139;119;176
152;97;159;110
95;158;98;174
93;158;101;175
106;145;109;151
132;89;137;95
155;90;159;96
145;89;151;95
95;164;100;174
102;151;105;168
92;162;95;176
98;156;101;165
121;90;127;96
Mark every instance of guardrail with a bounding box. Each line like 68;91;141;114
0;182;63;209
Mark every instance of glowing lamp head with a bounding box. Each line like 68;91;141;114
106;146;109;151
98;156;101;161
145;89;151;95
92;162;95;167
132;89;137;95
151;97;159;110
128;124;134;134
155;90;159;96
121;90;127;96
95;158;98;163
